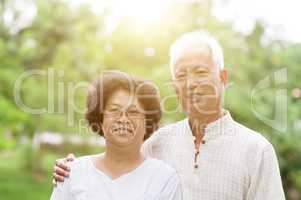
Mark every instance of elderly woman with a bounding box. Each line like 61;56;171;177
50;71;182;200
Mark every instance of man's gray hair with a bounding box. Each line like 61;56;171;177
169;30;224;78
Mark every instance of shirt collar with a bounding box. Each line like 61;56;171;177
184;110;234;141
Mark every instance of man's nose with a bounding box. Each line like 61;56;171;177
187;78;199;90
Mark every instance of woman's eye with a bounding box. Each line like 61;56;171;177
107;107;119;113
128;110;139;114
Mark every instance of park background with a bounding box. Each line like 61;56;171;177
0;0;301;199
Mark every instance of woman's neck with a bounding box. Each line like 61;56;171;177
95;143;145;179
105;144;143;166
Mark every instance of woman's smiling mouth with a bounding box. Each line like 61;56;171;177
111;126;134;137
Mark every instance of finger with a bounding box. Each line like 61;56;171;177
52;179;57;187
54;166;70;177
53;173;65;182
66;153;75;161
55;159;71;171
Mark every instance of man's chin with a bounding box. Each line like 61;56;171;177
185;106;218;117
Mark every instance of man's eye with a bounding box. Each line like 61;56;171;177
196;70;205;74
176;73;187;79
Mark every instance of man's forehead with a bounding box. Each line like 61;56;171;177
174;50;213;71
176;61;209;71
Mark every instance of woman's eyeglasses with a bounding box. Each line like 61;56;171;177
104;107;145;119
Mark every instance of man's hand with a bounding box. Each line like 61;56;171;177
52;153;75;187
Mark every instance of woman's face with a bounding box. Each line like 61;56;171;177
102;89;146;147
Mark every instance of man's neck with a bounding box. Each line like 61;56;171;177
188;109;223;137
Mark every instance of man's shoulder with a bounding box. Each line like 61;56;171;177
144;118;187;147
142;119;188;157
232;120;272;150
154;118;187;136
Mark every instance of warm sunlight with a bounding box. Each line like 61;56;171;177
92;0;171;23
109;0;171;22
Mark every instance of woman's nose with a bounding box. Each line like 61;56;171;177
117;112;131;123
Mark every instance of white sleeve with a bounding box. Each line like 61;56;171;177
50;175;72;200
159;172;183;200
246;144;285;200
141;127;169;158
141;129;161;158
141;137;153;157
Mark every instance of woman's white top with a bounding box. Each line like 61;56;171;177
50;155;183;200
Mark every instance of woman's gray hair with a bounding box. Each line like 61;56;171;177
169;30;224;78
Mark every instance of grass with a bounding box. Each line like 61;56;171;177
0;149;53;200
0;145;104;200
0;169;53;200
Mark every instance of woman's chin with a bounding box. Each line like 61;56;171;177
111;131;136;146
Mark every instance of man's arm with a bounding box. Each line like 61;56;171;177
246;144;285;200
52;154;75;186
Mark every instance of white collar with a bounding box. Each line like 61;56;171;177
183;110;234;141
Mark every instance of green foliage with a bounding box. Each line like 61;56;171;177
0;0;300;199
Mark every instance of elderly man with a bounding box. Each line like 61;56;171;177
53;31;285;200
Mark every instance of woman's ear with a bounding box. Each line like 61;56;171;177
219;68;228;85
100;123;106;138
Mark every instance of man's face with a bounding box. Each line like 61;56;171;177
172;45;226;118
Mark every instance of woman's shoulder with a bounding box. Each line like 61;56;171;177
143;158;181;191
146;158;177;176
69;154;96;172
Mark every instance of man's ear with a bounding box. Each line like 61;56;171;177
171;79;180;95
219;68;228;85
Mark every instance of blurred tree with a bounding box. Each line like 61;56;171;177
0;0;300;198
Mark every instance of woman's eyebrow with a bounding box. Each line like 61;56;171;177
106;103;138;110
127;104;139;110
106;103;121;108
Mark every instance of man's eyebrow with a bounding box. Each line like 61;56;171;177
194;66;209;71
176;64;209;73
175;70;185;75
